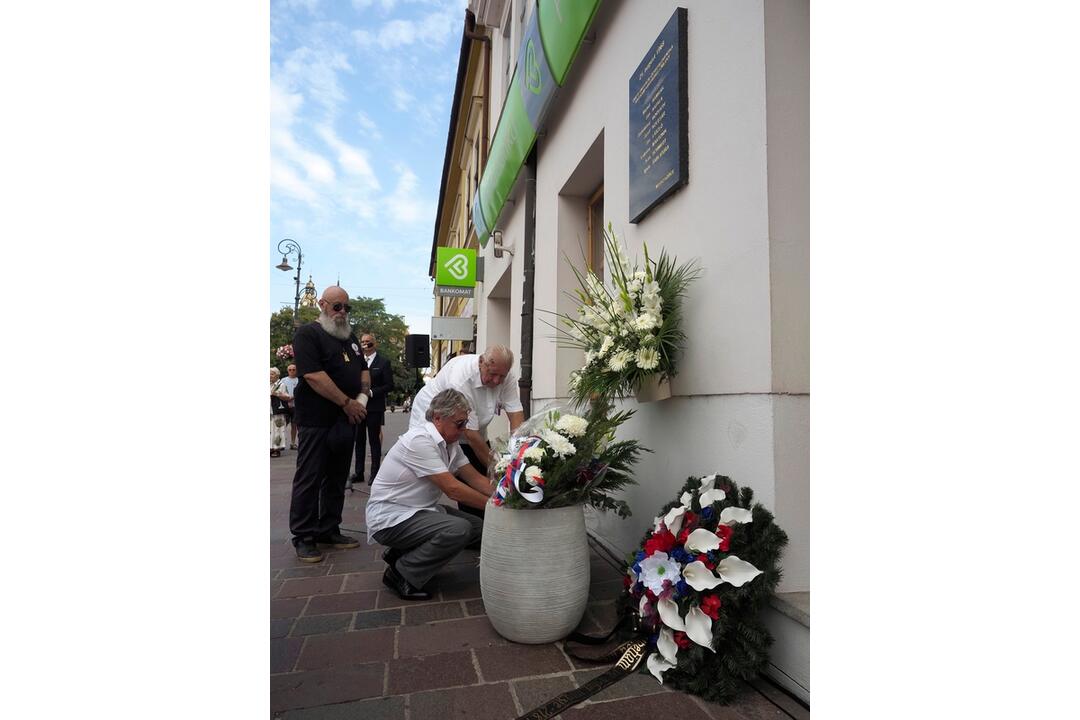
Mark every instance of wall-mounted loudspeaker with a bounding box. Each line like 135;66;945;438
404;334;430;368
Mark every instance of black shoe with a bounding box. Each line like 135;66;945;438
316;532;360;549
382;565;430;601
294;539;324;563
381;546;402;567
464;539;482;552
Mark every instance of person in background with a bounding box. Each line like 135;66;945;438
408;345;525;518
288;286;371;563
270;368;290;457
281;363;300;449
348;333;395;489
367;389;492;600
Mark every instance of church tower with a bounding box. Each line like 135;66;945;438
300;275;317;308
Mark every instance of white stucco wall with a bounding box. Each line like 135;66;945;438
478;0;808;592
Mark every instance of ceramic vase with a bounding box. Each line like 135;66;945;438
635;374;672;402
479;503;590;643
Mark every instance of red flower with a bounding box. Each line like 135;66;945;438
645;589;657;602
700;594;722;620
644;530;676;557
696;553;715;570
682;511;698;529
715;524;733;552
676;527;691;545
673;631;692;649
622;574;633;589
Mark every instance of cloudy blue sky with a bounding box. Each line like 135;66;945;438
270;0;468;333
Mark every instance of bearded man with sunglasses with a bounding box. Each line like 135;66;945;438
288;286;372;563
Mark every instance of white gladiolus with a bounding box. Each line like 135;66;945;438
598;335;614;356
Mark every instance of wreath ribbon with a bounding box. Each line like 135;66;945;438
495;435;545;504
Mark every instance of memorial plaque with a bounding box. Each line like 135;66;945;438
629;7;688;224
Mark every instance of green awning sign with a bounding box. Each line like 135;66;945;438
435;247;477;287
472;0;602;245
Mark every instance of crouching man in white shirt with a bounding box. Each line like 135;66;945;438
366;388;494;601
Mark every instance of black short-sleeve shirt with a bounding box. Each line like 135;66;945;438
292;322;369;427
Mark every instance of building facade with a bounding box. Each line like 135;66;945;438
432;0;808;699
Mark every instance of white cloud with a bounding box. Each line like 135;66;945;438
387;163;432;225
356;110;383;140
316;125;380;189
271;159;320;205
279;45;353;117
353;3;460;51
392;87;415;111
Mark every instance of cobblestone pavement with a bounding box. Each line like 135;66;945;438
270;413;806;719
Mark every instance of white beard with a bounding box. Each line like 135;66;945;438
317;312;352;340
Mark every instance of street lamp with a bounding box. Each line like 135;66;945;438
276;238;303;327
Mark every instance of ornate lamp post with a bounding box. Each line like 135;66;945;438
275;238;303;327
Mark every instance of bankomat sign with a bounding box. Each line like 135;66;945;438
435;247;477;297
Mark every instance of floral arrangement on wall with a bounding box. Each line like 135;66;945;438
559;225;701;404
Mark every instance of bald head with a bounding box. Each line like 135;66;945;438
479;344;514;387
317;286;352;339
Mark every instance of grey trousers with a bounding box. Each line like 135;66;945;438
372;506;483;589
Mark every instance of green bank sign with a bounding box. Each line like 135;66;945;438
435;247;477;287
472;0;602;245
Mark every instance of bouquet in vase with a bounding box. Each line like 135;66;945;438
559;225;701;404
490;399;647;518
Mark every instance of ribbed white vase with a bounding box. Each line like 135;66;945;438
480;503;590;644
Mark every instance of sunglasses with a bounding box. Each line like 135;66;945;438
452;419;468;429
361;342;374;348
330;302;352;313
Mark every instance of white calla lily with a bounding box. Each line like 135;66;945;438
715;555;763;587
698;488;726;507
657;627;679;664
657;595;686;630
647;653;676;683
684;605;715;651
698;474;718;493
719;507;753;525
684;528;722;553
653;515;664;532
681;560;723;591
680;490;694;508
663;506;686;536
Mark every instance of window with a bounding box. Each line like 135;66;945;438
587;185;605;281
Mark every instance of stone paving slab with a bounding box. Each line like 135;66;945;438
269;430;804;719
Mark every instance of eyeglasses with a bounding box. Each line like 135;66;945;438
330;302;352;313
452;419;468;429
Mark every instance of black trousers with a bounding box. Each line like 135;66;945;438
289;417;355;544
457;442;489;518
352;411;385;481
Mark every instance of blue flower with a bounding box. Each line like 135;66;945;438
677;580;690;596
701;506;715;520
632;562;642;574
635;550;646;562
634;582;645;594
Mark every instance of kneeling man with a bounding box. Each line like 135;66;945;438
366;389;494;600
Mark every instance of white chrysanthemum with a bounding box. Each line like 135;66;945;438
494;456;510;473
555;414;589;438
523;465;543;486
638;551;681;595
540;429;576;458
633;313;659;331
608;349;633;372
636;346;660;371
523;446;546;462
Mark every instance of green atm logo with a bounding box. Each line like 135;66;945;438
436;247;476;287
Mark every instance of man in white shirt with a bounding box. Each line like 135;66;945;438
409;345;525;516
367;389;493;601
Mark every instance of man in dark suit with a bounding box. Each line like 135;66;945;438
349;332;396;488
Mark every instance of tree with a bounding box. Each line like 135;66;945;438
268;298;421;405
347;296;421;405
269;306;318;370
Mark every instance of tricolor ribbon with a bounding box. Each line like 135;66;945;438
495;435;545;504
